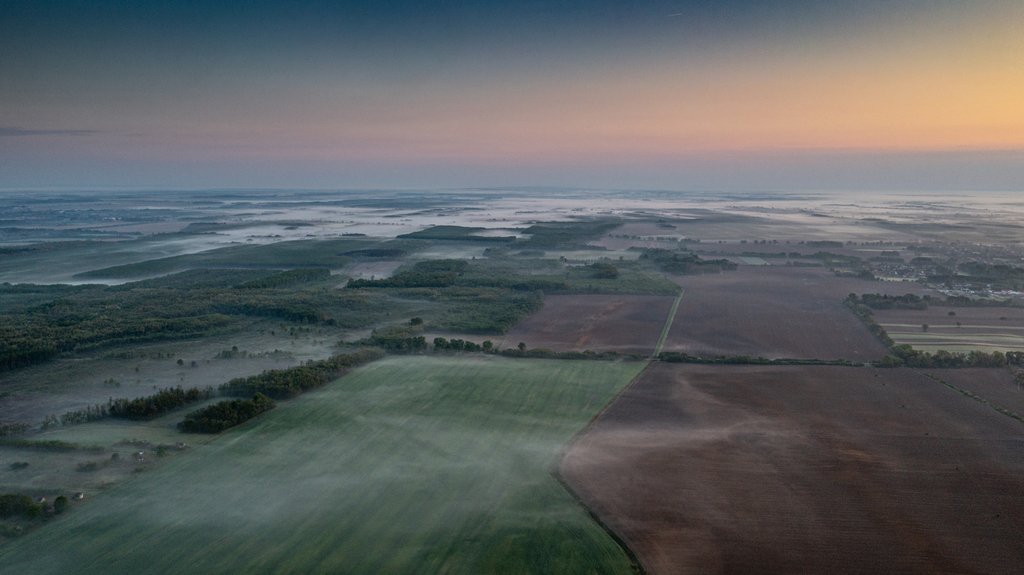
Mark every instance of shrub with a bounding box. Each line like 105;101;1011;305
0;494;33;518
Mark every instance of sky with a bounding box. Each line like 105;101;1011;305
1;0;1022;191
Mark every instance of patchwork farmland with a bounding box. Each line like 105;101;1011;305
560;363;1024;575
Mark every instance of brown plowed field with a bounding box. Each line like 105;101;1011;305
560;363;1024;575
924;368;1024;418
662;266;933;360
501;294;675;354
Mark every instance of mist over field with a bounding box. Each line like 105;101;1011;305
3;0;1024;573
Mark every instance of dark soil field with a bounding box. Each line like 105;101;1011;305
661;267;934;360
560;363;1024;575
924;368;1024;419
502;294;676;354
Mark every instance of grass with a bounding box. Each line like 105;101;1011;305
0;356;644;574
653;293;683;357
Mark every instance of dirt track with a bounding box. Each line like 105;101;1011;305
560;363;1024;575
502;294;675;354
662;267;933;360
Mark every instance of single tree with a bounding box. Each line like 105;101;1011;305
518;342;526;351
922;324;929;332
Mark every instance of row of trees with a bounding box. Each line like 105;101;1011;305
347;272;459;289
850;293;929;310
0;422;29;437
849;292;1020;311
108;386;216;420
352;334;428;352
876;345;1024;369
433;338;488;352
219;349;385;399
177;393;275;433
657;352;862;366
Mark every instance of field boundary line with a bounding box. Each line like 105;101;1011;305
653;292;683;358
916;369;1024;426
550;362;654;575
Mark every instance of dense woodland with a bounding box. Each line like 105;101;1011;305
0;274;384;373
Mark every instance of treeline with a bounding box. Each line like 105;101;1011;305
341;248;408;258
108;386;216;420
177;393;275;433
849;293;1019;311
350;332;428;352
657;352;863;366
347;272;459;289
851;293;929;310
434;337;487;352
234;268;331;289
0;438;103;452
876;346;1024;369
59;404;108;426
219;349;384;399
844;298;897;348
0;422;29;437
498;348;642;361
640;249;738;275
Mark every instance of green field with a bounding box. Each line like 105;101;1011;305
0;356;643;574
